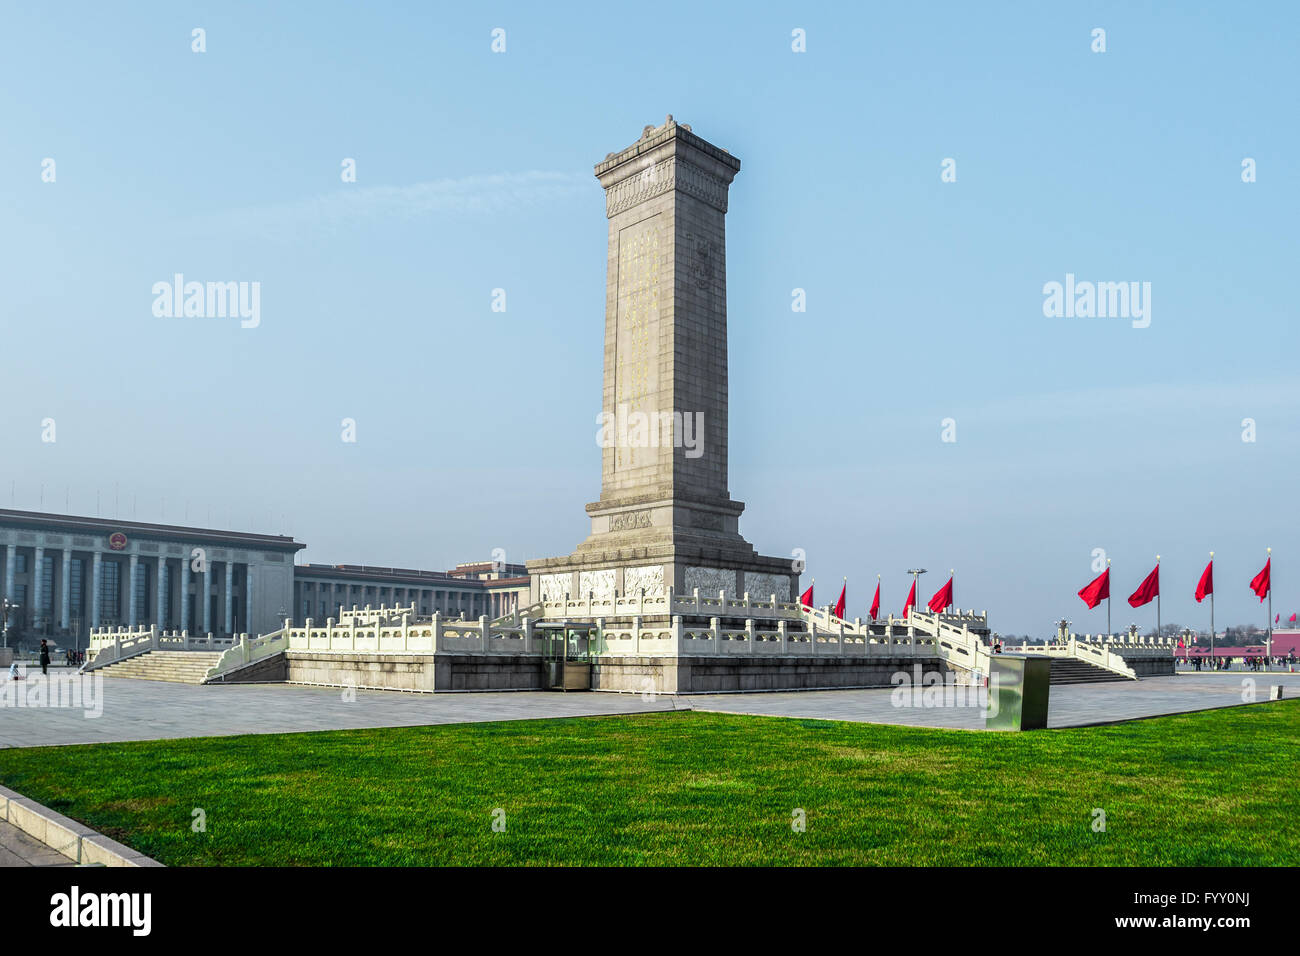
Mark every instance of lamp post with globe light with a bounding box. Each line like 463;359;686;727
1;597;21;650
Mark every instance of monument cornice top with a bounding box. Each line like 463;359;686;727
594;115;741;180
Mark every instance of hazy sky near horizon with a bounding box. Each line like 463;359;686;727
1;2;1296;635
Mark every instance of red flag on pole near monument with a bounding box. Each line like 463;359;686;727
800;582;814;608
1078;568;1110;609
1250;559;1271;601
869;580;881;620
1194;559;1213;603
903;580;917;619
1128;564;1160;608
833;581;846;619
927;576;954;613
1290;613;1297;624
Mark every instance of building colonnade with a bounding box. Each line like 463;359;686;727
2;542;259;642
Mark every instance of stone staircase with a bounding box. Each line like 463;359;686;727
1049;657;1133;685
95;650;224;684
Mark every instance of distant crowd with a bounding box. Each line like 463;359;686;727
1183;652;1296;672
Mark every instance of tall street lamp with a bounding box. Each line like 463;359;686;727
1;598;21;650
906;569;926;615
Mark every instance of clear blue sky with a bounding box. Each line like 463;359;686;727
1;2;1295;635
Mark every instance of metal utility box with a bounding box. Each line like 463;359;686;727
986;655;1051;731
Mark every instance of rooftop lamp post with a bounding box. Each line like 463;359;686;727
906;569;926;616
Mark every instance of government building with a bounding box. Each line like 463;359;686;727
0;508;528;649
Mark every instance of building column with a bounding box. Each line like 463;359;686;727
224;561;234;636
245;563;255;634
60;549;72;630
3;544;15;602
33;546;45;628
181;556;191;633
128;554;140;627
156;558;168;629
91;550;103;629
201;562;211;635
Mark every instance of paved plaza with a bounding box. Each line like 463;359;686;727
0;819;77;867
685;672;1300;730
1;670;1297;748
0;671;681;749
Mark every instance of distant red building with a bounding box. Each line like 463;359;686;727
1269;630;1300;656
1177;630;1300;659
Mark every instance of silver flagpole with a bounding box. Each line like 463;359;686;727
1156;555;1161;641
1267;547;1273;663
1209;552;1215;661
1106;559;1112;637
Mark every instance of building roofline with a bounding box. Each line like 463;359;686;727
0;508;304;550
294;564;531;588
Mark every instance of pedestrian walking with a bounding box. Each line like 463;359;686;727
39;639;50;676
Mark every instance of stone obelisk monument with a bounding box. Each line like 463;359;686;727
528;117;795;609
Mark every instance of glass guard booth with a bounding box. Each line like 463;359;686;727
541;623;599;691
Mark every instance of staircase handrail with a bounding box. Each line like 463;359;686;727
205;628;289;682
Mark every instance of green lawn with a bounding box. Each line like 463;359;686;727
1;704;1296;866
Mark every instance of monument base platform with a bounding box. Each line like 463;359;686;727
591;655;953;694
1114;653;1176;678
279;652;547;693
211;650;955;695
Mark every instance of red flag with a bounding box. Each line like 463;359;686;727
927;575;954;613
799;583;814;608
1290;613;1297;624
1194;560;1213;603
1249;559;1271;602
833;581;846;619
1078;567;1110;609
1128;564;1160;608
869;580;881;620
903;580;917;619
1276;613;1280;623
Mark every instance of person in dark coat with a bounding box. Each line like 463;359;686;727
39;639;50;675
